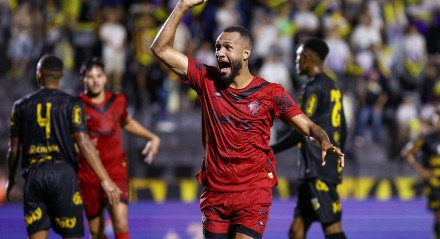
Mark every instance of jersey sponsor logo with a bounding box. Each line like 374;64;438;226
273;95;293;112
89;129;116;137
28;145;60;155
29;155;52;165
248;101;262;115
212;109;254;131
305;93;318;117
72;105;82;126
73;192;83;205
25;207;42;226
55;217;77;229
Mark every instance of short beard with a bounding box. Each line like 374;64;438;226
220;60;242;85
85;89;101;98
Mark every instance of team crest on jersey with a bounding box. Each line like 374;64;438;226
248;101;262;115
305;93;318;117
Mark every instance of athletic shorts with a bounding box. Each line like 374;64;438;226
200;187;272;239
294;179;342;224
78;174;129;218
427;185;440;211
24;161;84;237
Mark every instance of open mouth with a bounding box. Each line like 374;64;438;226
218;61;231;75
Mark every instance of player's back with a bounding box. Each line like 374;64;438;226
11;88;85;171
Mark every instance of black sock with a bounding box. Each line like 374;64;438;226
325;232;347;239
434;223;440;239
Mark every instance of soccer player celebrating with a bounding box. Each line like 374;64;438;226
77;57;160;239
402;110;440;239
271;38;348;239
6;54;120;239
150;1;344;238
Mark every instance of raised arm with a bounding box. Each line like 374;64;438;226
288;114;344;167
122;116;161;164
150;0;207;77
73;131;121;204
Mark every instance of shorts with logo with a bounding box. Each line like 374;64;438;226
294;179;342;224
200;187;272;239
78;173;129;219
23;161;84;237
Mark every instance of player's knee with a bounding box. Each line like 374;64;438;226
113;217;129;232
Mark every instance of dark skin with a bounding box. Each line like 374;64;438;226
6;66;121;215
289;45;345;239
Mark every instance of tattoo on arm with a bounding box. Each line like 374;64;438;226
309;124;330;146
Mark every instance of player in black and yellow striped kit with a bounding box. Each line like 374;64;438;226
271;38;347;239
402;110;440;239
6;54;120;239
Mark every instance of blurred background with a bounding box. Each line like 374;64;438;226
0;0;440;237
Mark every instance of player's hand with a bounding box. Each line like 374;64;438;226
5;179;15;202
180;0;207;8
101;179;121;205
321;141;344;167
142;137;160;164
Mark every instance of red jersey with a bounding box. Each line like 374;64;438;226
185;58;303;192
77;92;129;183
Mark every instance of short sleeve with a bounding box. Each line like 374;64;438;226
272;85;303;122
182;58;219;94
69;99;88;133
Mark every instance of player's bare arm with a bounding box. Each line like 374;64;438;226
122;116;161;164
402;142;433;179
5;137;19;201
73;131;121;204
289;114;345;167
150;0;207;76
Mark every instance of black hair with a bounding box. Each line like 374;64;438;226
303;38;329;61
80;57;105;77
38;54;63;72
37;54;64;79
222;25;253;48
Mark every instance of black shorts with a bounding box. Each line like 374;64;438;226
23;161;84;237
427;185;440;211
294;179;342;224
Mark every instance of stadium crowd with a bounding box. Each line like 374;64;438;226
1;0;440;202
